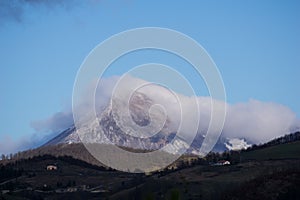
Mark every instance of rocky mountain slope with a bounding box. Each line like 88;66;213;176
44;91;251;154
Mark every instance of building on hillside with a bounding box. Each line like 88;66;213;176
217;160;230;165
211;160;231;166
46;165;58;171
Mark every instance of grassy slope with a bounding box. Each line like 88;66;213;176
2;140;300;199
109;141;300;200
241;141;300;161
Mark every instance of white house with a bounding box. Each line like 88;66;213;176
218;160;230;165
46;165;57;171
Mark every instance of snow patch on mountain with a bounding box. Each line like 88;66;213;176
225;138;252;150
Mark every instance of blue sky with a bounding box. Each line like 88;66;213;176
0;0;300;153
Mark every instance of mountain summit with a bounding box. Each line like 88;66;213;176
44;90;251;154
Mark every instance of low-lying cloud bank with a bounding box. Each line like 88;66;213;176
34;76;300;143
0;133;49;156
1;75;299;155
224;100;299;143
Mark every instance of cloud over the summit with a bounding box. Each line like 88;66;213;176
31;76;300;147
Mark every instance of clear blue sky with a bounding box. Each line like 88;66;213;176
0;1;299;146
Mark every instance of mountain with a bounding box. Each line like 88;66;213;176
44;91;251;154
43;126;76;146
45;92;184;151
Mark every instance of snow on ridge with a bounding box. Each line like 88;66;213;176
225;138;252;151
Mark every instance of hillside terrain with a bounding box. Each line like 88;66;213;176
0;132;300;199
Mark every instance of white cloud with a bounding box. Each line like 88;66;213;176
105;76;299;143
224;100;298;143
30;111;73;133
3;75;299;155
0;134;41;155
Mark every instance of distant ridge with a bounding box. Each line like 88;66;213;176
42;126;76;146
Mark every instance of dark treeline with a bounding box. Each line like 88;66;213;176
244;131;300;152
1;132;299;176
0;165;23;182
